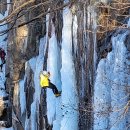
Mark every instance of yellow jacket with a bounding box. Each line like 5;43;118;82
40;73;49;87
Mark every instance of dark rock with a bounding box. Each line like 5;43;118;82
52;0;63;45
97;31;113;63
24;66;35;119
124;33;130;51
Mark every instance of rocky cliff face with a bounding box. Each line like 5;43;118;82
6;0;46;129
6;0;63;129
0;0;130;130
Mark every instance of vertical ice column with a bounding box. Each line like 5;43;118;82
31;37;46;130
109;33;129;130
47;23;62;127
94;58;111;130
24;37;46;130
94;32;130;130
60;8;78;130
0;0;11;75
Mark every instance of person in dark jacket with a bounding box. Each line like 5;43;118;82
40;71;61;97
0;48;6;71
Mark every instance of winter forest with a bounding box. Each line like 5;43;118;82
0;0;130;130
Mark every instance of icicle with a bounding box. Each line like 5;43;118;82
0;0;12;128
47;23;59;125
127;19;130;27
19;78;26;115
47;15;63;128
94;31;130;130
60;8;78;130
109;33;129;130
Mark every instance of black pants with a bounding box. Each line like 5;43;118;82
43;82;59;95
0;60;5;70
0;63;3;71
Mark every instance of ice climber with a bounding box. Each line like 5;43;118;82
0;48;6;71
40;71;61;97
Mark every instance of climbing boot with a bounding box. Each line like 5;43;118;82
55;91;61;97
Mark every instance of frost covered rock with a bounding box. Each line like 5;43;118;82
0;0;7;15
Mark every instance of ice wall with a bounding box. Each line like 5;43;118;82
94;31;130;130
60;8;78;130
